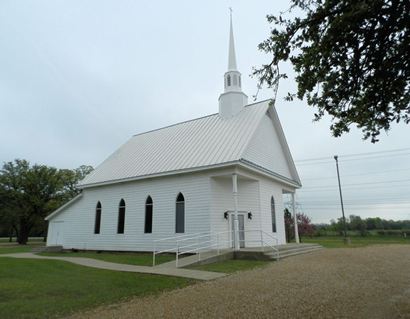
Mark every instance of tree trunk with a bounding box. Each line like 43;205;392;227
13;225;19;242
285;225;290;243
17;222;30;245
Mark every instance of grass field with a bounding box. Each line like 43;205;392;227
303;236;410;248
0;237;44;243
0;241;174;266
0;244;44;254
39;251;174;266
187;259;271;273
0;257;193;319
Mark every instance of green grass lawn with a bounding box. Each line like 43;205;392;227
303;236;410;248
39;251;175;266
0;257;193;319
0;237;44;243
187;259;272;273
0;244;44;254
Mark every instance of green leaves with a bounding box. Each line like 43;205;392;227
0;160;93;243
255;0;410;142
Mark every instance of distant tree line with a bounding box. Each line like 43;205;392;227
0;159;93;244
314;215;410;237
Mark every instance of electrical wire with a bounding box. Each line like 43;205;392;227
295;147;410;163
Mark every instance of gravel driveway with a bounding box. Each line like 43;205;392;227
69;245;410;319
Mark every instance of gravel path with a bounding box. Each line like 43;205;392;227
69;245;410;319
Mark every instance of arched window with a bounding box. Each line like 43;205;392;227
227;75;231;86
233;74;237;85
175;193;185;233
117;199;126;234
239;75;241;87
94;201;102;234
271;196;277;232
144;196;153;233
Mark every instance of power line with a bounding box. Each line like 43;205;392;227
296;203;410;208
296;152;410;166
295;147;410;163
298;195;410;201
341;152;410;163
301;167;410;181
298;184;410;192
296;151;410;166
300;178;410;190
301;202;410;207
284;202;410;209
297;207;410;210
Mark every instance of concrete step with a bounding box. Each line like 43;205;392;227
265;246;323;259
32;245;62;253
279;247;323;259
233;244;322;261
275;243;322;252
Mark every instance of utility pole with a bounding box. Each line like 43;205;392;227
334;155;349;244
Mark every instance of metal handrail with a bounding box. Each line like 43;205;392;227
153;229;280;267
260;230;279;245
152;231;214;266
154;231;210;243
243;229;280;260
178;238;214;251
175;230;233;267
176;232;214;243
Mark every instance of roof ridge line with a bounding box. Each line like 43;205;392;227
132;113;217;137
131;98;273;138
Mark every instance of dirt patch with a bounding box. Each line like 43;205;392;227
68;245;410;319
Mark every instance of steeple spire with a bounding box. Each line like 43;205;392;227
218;9;248;119
228;8;237;71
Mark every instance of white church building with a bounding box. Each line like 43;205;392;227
46;17;301;254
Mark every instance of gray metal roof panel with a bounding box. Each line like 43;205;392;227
79;100;271;187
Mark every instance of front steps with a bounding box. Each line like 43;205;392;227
32;245;63;253
235;243;323;261
269;243;323;259
177;244;323;267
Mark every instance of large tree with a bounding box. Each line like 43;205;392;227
255;0;410;142
0;160;93;244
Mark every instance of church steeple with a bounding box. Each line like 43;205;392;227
219;10;248;119
228;12;237;71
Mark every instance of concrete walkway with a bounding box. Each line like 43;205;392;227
155;248;234;269
0;253;226;280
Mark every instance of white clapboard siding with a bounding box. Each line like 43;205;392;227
258;175;287;245
243;114;292;180
47;171;211;251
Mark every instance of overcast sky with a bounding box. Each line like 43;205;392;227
1;0;409;223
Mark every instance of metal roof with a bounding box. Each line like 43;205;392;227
79;99;298;188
